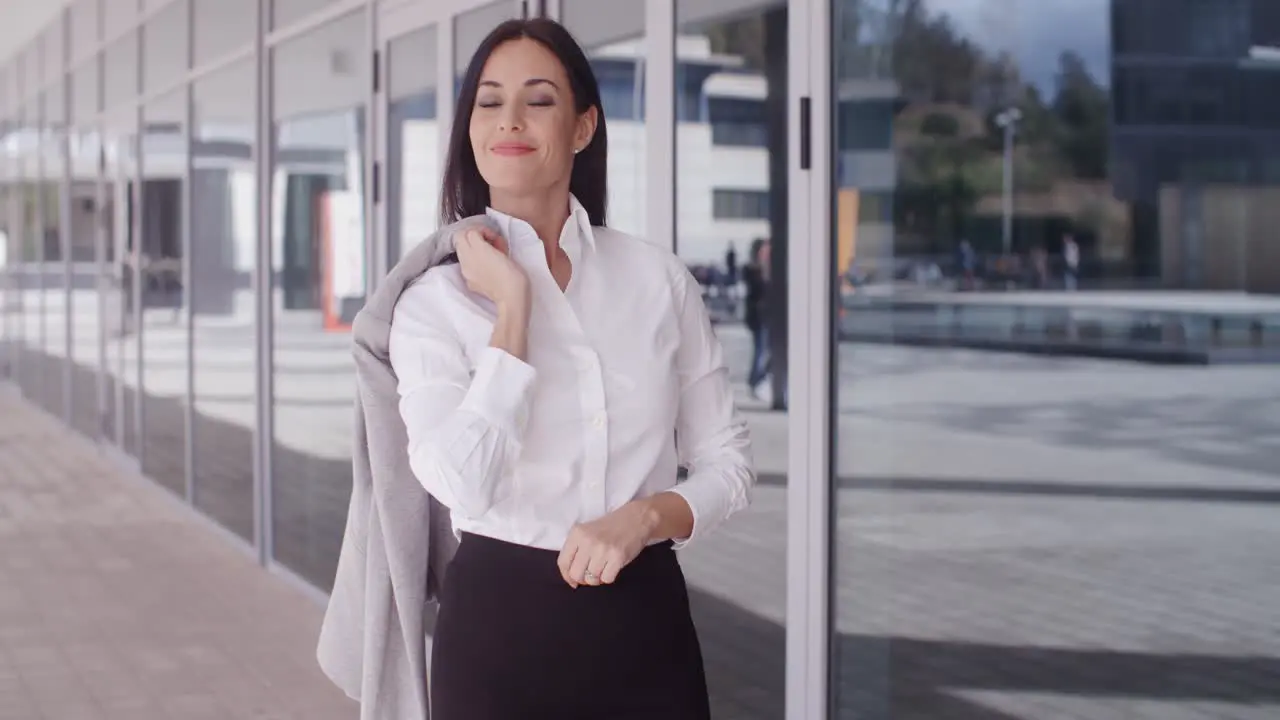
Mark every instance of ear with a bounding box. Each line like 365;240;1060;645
573;105;598;153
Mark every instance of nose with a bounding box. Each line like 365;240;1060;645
498;102;525;132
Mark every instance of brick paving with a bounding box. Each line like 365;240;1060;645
0;388;357;720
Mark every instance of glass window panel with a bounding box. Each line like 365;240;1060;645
65;57;99;438
67;136;101;439
143;0;188;93
272;0;342;31
453;1;518;84
13;102;41;402
104;0;140;39
829;1;1280;717
138;88;187;496
0;140;10;382
1;92;19;385
674;1;789;717
270;8;367;590
100;110;141;457
43;25;65;84
73;60;99;123
194;0;257;65
192;56;256;541
386;24;439;263
24;48;41;104
37;92;64;419
563;0;646;238
104;32;139;109
71;0;101;61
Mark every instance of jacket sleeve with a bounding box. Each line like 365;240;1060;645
664;268;756;549
388;278;537;519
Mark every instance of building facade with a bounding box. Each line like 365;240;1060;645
1;0;1278;718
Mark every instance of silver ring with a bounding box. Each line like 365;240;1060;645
584;572;599;582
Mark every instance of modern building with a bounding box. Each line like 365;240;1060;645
2;1;1278;718
1111;0;1280;290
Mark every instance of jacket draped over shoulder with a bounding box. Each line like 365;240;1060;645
316;215;500;720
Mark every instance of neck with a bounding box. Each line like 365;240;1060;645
489;186;572;265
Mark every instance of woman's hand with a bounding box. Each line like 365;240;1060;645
557;500;660;588
456;227;528;308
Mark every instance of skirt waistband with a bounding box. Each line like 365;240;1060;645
452;531;677;588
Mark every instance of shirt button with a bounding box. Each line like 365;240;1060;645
592;413;606;428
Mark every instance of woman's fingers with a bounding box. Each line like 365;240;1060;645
567;543;593;587
556;525;634;589
556;541;579;589
598;552;624;585
583;554;608;587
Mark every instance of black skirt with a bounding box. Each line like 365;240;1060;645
429;532;711;720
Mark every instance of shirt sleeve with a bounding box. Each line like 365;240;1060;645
664;268;756;549
388;278;537;520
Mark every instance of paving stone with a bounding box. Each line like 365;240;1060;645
0;390;356;720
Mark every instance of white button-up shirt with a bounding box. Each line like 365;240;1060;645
388;196;755;551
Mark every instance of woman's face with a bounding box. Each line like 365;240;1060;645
469;38;597;198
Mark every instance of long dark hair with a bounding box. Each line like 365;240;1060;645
440;18;608;227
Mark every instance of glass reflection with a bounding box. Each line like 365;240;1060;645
676;1;789;716
139;91;188;496
830;1;1280;717
454;1;519;87
194;0;256;66
14;105;38;401
192;57;256;542
40;90;66;420
270;10;367;590
102;122;141;458
142;0;188;94
272;0;342;31
386;25;440;263
68;63;103;439
0;130;12;381
562;0;647;238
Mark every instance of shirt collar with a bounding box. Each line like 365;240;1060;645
484;194;596;254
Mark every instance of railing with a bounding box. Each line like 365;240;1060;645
838;292;1280;363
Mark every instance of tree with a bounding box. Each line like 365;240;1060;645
1052;50;1109;179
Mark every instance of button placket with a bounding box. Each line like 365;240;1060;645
574;345;608;503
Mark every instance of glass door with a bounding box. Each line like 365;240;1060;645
826;1;1280;718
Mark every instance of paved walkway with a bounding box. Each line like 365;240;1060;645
0;388;357;720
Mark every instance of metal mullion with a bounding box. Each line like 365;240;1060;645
61;11;75;426
365;0;382;290
254;0;274;566
182;0;196;506
784;0;833;717
131;119;143;467
95;120;109;443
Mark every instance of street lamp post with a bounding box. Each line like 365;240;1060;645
995;107;1022;260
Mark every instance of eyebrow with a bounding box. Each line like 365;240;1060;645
478;78;559;90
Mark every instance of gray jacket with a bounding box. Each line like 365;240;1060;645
316;215;500;720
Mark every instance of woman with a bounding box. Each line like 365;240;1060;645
387;18;755;719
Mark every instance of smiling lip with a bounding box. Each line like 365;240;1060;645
492;142;535;156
